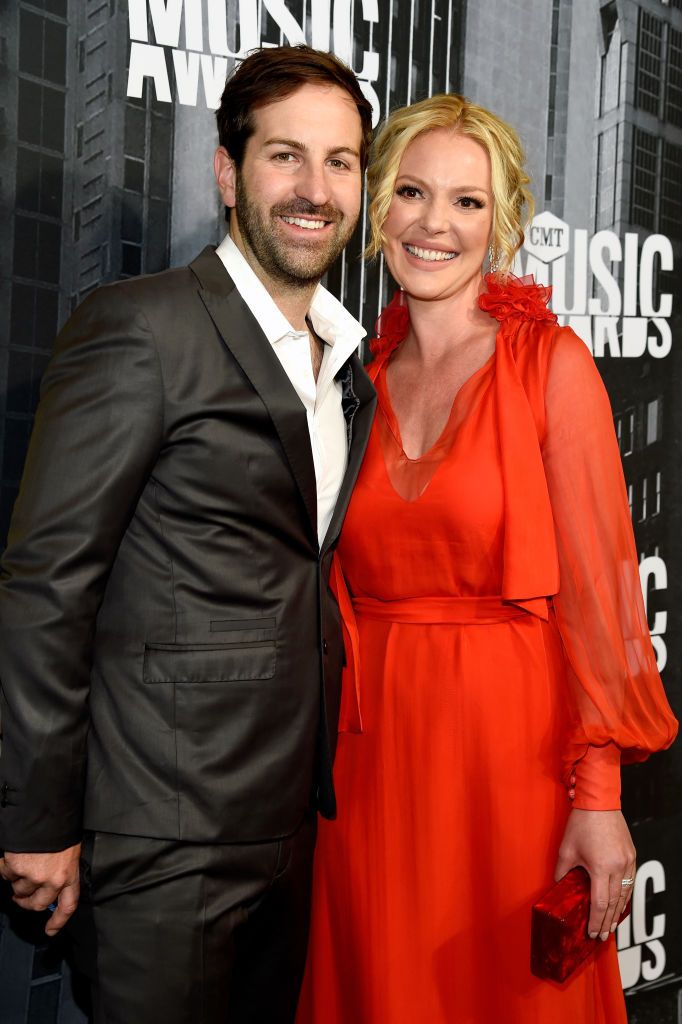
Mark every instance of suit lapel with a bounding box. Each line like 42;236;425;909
321;355;376;556
190;246;318;539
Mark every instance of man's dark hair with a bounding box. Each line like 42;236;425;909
216;45;373;171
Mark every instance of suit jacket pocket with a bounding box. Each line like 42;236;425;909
143;641;276;683
209;617;276;643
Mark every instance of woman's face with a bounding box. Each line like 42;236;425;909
382;128;494;302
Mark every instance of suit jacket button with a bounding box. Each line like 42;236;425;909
0;783;9;808
322;639;328;654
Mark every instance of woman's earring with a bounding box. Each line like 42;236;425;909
488;244;500;274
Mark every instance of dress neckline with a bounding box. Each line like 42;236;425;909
367;273;561;612
376;344;497;463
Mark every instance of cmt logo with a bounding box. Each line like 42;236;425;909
617;860;667;989
524;212;570;263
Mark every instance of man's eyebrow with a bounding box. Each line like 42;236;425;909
264;138;307;151
263;138;360;159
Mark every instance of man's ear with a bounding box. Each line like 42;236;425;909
214;147;237;209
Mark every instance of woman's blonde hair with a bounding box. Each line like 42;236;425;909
366;94;533;274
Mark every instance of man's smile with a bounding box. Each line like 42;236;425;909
279;215;331;230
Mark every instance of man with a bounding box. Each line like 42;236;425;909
0;45;375;1022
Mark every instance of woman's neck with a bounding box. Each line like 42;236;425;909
402;275;493;364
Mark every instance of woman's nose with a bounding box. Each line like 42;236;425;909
419;198;450;235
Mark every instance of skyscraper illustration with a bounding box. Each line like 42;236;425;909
0;1;680;1020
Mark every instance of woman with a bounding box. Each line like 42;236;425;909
296;95;677;1023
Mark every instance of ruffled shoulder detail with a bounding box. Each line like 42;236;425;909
478;273;558;325
369;289;410;358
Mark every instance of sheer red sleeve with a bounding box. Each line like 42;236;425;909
542;328;677;810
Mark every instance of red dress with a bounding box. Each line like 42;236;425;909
296;277;677;1024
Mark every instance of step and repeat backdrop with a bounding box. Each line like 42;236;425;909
0;0;680;1021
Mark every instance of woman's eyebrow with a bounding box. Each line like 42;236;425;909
395;174;490;194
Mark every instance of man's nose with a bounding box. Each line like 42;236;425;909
294;161;332;208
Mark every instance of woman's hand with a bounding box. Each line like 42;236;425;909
554;809;636;941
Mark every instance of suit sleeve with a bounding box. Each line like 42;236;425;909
0;286;164;852
542;328;677;810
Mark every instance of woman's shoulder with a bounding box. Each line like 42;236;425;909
480;273;599;372
365;290;410;378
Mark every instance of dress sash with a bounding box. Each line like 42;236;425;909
352;594;528;625
331;555;546;734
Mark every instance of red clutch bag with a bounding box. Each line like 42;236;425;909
531;866;629;983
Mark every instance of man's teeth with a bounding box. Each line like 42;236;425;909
405;244;456;262
281;216;327;230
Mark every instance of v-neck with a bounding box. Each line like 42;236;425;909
376;341;498;463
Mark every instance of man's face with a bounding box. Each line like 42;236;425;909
215;82;363;288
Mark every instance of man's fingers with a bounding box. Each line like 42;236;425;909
9;876;42;900
45;878;80;937
0;858;23;885
12;884;59;912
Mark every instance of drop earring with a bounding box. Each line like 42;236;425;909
488;244;500;274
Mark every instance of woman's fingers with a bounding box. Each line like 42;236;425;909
602;872;626;939
612;860;636;933
553;850;573;884
588;869;614;939
589;861;636;940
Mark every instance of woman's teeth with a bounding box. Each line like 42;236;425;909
281;216;327;230
404;244;456;262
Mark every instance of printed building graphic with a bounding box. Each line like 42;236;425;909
1;0;72;547
0;0;174;549
0;1;681;1021
462;0;682;1013
594;5;682;1007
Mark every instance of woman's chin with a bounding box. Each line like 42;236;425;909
400;270;485;304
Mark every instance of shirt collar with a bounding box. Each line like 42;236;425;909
215;233;365;367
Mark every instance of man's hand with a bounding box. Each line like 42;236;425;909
0;844;81;936
555;809;636;942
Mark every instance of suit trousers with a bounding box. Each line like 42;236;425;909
67;812;317;1024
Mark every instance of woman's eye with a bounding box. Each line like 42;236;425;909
396;185;422;199
329;159;349;170
457;195;485;209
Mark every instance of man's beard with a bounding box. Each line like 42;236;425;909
234;175;357;289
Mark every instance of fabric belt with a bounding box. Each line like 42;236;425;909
332;554;546;736
351;594;526;625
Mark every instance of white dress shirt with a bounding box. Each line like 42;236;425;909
216;234;366;546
